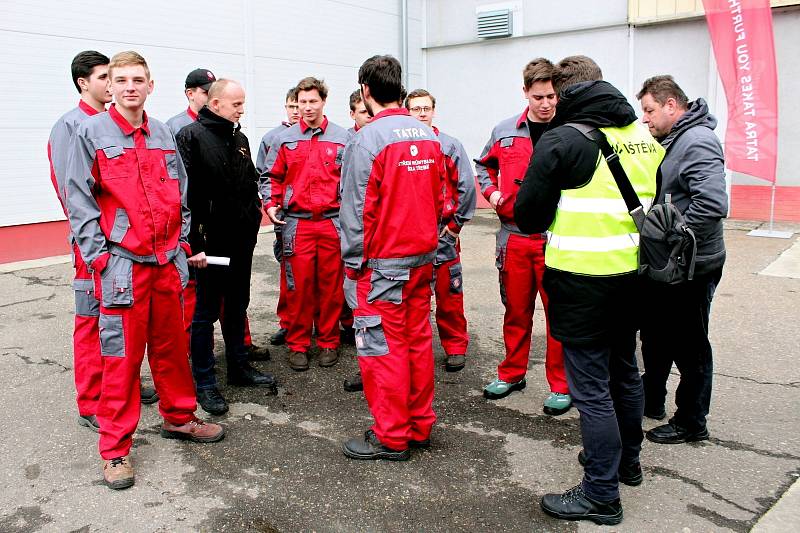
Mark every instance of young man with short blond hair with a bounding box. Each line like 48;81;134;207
66;51;224;490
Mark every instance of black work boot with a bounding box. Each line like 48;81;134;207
197;387;229;416
343;372;363;392
646;422;709;444
227;362;278;393
270;328;288;346
540;484;623;525
342;430;410;461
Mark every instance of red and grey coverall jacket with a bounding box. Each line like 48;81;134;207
340;108;445;276
255;121;292;203
65;104;191;304
165;107;198;136
48;100;102;213
433;127;477;265
475;109;534;233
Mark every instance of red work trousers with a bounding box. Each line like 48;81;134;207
497;233;567;393
96;261;197;459
433;254;469;356
72;242;102;417
281;218;344;352
351;264;436;450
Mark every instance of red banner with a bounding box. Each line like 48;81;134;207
703;0;778;183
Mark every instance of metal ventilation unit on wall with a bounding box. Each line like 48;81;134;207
477;9;513;39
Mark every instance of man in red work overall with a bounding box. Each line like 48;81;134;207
264;77;350;371
405;88;477;372
340;55;446;460
66;51;224;490
476;58;571;416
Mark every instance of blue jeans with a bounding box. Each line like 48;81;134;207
562;329;644;501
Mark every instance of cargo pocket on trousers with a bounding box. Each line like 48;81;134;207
353;315;389;356
99;313;125;357
448;263;464;294
73;279;99;317
367;268;409;304
101;255;134;308
343;276;358;309
285;261;296;291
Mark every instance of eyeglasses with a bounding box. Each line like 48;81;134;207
409;106;433;113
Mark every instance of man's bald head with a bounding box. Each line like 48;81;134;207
207;78;245;123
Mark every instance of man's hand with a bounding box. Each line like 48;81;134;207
489;191;503;210
188;251;208;269
266;205;286;225
439;226;459;239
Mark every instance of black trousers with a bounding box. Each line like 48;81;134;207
190;246;255;390
640;267;723;432
562;328;644;502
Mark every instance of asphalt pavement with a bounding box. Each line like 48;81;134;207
0;212;798;532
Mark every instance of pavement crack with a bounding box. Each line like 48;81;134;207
714;371;800;388
647;465;757;515
0;292;57;309
11;272;69;287
709;437;800;461
685;503;750;533
5;351;71;372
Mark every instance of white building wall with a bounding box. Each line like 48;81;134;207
0;0;424;228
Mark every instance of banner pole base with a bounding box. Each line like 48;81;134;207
748;229;794;239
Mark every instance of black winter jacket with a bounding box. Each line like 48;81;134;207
176;107;262;257
514;81;647;345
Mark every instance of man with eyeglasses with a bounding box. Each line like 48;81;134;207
256;87;301;347
405;89;476;372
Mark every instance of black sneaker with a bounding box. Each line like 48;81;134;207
646;422;709;444
577;450;643;486
270;328;288;346
197;387;229;416
247;343;271;361
342;430;410;461
343;372;363;392
78;414;100;432
227;363;278;392
540;484;623;525
140;385;159;405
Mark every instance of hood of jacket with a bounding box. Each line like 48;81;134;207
197;105;241;135
660;98;717;150
549;80;638;130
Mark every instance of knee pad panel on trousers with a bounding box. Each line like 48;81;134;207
448;263;464;294
353;315;389;356
73;279;100;317
367;268;409;304
98;313;125;357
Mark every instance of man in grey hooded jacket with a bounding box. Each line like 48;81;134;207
637;75;728;444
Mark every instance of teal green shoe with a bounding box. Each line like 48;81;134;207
543;392;572;416
483;378;526;400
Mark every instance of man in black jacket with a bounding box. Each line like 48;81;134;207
515;56;661;525
177;79;277;416
637;75;727;444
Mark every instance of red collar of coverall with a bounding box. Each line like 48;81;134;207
299;116;329;134
187;107;198;121
108;104;151;136
78;100;104;116
371;107;410;121
516;108;529;129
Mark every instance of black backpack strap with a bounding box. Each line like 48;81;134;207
564;123;646;229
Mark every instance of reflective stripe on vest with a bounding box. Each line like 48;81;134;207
545;122;662;276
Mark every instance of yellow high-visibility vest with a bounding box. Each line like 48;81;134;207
545;122;663;276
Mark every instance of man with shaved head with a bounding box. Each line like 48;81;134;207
177;79;277;416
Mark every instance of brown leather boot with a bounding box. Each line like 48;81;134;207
288;350;309;371
161;417;225;443
318;347;340;367
103;456;134;490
